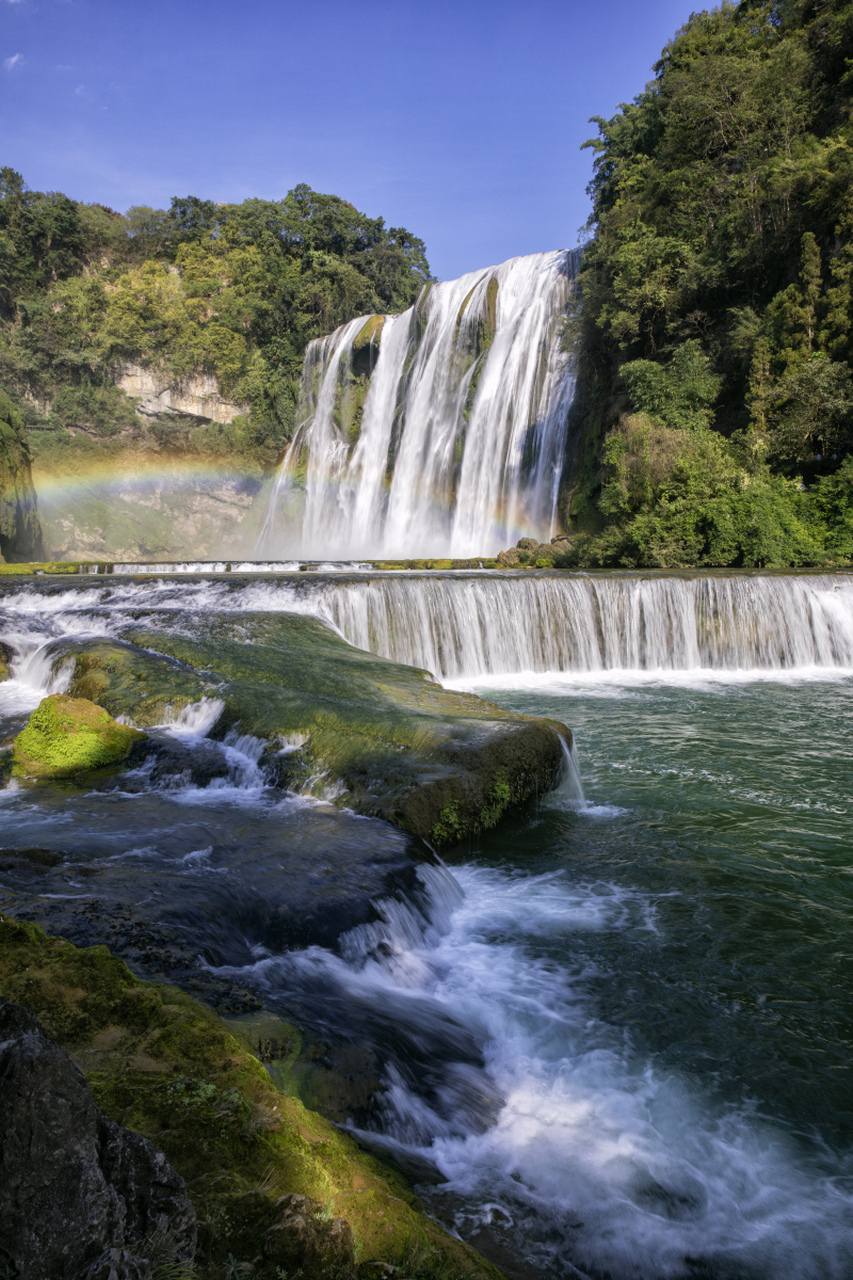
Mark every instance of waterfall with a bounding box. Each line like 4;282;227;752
6;570;852;683
271;571;853;680
257;250;581;559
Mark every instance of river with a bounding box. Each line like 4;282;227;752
1;568;852;1279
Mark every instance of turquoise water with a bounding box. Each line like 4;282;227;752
469;674;853;1144
404;671;853;1277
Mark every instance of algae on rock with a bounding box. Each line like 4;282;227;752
0;914;503;1280
55;608;566;847
13;693;144;778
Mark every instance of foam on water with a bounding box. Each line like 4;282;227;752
298;864;853;1279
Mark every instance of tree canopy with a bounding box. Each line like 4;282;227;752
0;173;431;465
568;0;853;567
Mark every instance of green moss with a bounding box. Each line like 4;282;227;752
12;693;144;778
0;561;110;575
430;802;464;847
352;315;385;353
55;612;566;849
478;777;512;829
63;639;214;726
0;914;502;1280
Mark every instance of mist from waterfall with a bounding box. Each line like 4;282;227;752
257;249;581;559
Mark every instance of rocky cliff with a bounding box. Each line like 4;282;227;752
0;388;45;562
114;362;250;425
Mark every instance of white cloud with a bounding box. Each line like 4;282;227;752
4;52;23;70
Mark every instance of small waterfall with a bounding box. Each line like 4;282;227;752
258;250;581;559
279;571;853;680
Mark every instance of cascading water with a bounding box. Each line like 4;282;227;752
257;249;581;559
184;569;853;682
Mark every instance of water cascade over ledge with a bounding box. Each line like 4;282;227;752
257;250;582;560
220;570;853;682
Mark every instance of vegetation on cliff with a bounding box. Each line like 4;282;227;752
0;385;44;561
0;169;431;475
569;0;853;567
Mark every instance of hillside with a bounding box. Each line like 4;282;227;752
566;0;853;568
0;172;430;558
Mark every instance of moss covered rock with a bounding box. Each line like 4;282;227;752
0;914;502;1280
55;611;566;848
0;639;12;682
12;693;144;778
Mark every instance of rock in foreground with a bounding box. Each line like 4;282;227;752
0;997;196;1280
0;914;502;1280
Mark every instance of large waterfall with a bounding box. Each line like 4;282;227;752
257;250;581;559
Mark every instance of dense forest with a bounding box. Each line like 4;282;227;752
568;0;853;567
0;172;431;476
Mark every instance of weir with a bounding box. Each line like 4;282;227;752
257;249;582;560
212;569;853;681
8;568;852;682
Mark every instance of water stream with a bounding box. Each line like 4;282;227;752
1;569;852;1278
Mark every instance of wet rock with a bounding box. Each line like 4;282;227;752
12;694;144;779
0;638;12;681
0;388;44;564
496;547;520;566
263;1193;356;1276
0;998;196;1280
57;611;567;849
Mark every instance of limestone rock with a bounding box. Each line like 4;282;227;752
114;362;249;424
0;998;196;1280
12;693;144;778
264;1193;356;1276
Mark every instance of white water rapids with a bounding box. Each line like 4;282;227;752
256;249;581;559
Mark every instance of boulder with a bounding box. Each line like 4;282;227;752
12;694;144;778
0;998;196;1280
0;638;12;682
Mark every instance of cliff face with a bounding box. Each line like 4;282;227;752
114;362;250;424
0;388;45;563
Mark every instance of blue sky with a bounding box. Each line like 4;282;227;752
3;0;700;281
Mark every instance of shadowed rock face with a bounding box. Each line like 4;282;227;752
0;389;44;564
0;998;196;1280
